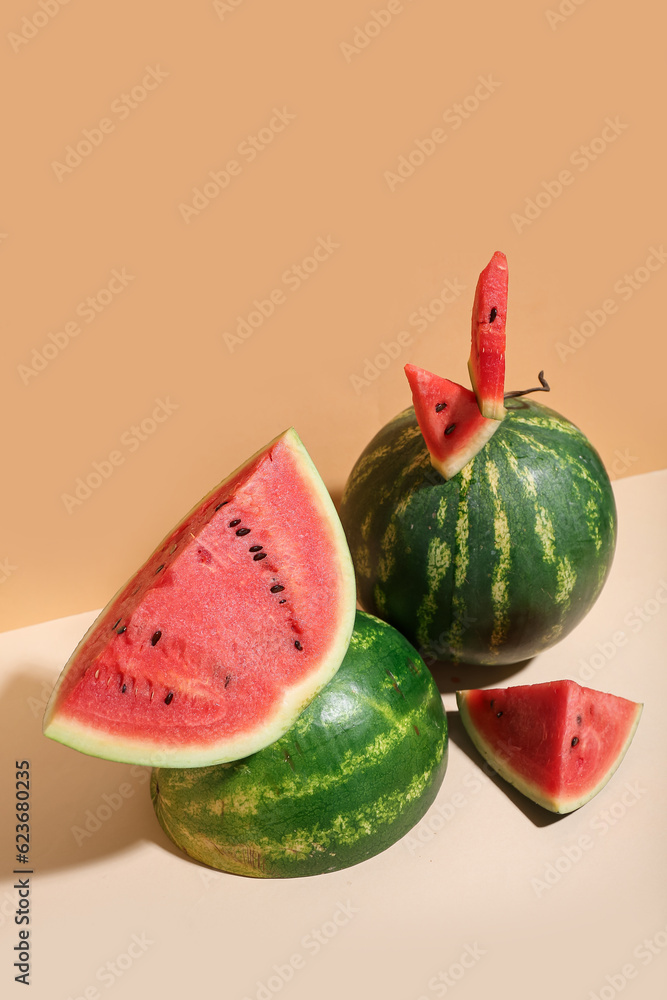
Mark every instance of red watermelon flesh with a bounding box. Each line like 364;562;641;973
468;250;508;421
456;680;642;813
43;429;356;768
405;364;501;480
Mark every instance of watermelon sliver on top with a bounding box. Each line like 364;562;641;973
468;250;508;421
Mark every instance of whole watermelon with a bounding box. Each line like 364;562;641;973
151;611;448;877
339;397;617;667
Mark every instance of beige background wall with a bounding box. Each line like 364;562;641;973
2;0;665;632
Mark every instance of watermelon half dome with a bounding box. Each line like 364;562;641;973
151;611;449;878
43;429;357;767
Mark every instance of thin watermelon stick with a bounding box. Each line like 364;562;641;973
468;250;508;421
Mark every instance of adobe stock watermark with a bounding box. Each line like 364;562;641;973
213;0;247;20
28;679;59;718
555;246;667;361
546;0;589;31
349;276;466;393
51;66;169;181
179;107;296;223
587;922;667;1000
340;0;419;63
70;767;151;846
511;117;628;233
404;771;486;854
0;557;17;585
222;235;339;352
235;900;358;1000
577;578;667;682
531;780;647;898
416;942;486;999
17;268;135;385
61;396;180;514
384;74;501;191
64;932;154;999
8;0;73;54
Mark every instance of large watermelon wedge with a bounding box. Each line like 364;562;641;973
151;611;448;877
456;681;642;813
43;429;356;767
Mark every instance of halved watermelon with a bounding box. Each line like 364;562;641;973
468;250;508;420
43;429;356;768
456;680;642;813
405;363;501;480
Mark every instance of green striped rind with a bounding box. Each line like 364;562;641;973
151;611;448;878
340;399;617;666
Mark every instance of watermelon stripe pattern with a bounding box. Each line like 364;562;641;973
340;398;617;666
151;612;448;878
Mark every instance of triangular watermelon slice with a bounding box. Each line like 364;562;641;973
405;363;501;480
456;680;642;813
468;250;508;420
43;429;356;768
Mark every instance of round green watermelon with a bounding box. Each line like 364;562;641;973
151;611;448;878
339;397;617;667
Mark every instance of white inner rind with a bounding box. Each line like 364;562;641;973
43;428;357;768
432;417;502;481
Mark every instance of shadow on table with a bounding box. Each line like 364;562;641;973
446;709;569;830
427;655;533;695
0;669;185;879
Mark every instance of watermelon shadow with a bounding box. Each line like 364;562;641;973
427;656;533;695
0;670;186;878
446;710;567;829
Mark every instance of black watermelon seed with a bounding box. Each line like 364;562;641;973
489;307;497;323
224;674;231;688
112;618;121;630
249;545;263;552
117;625;127;634
215;501;230;511
496;710;503;717
435;402;447;413
279;599;286;604
151;631;162;646
229;519;241;528
121;684;127;694
294;640;303;651
571;736;579;747
577;714;582;724
236;528;251;536
155;564;164;574
164;692;174;705
489;699;495;708
444;423;457;436
253;552;267;561
271;585;285;593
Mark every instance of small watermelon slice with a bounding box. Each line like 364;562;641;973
468;250;508;420
456;680;642;813
43;429;356;768
405;363;501;480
